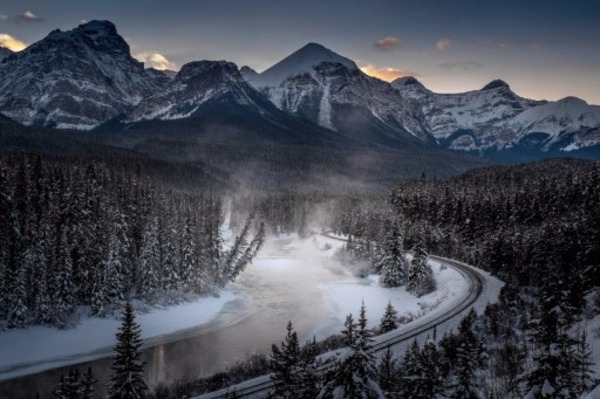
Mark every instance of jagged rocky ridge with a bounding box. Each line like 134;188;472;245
392;77;600;153
0;20;599;155
0;20;171;129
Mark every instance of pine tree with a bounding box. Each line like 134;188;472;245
571;328;594;396
526;263;578;398
377;346;397;395
269;321;302;399
378;218;406;287
53;368;82;399
137;215;160;300
379;301;398;333
413;340;447;398
397;339;421;397
450;309;483;399
407;232;435;297
320;303;384;399
81;367;97;399
107;301;148;399
51;228;75;329
6;260;28;328
299;337;321;398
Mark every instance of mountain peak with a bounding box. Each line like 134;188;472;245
251;42;357;88
392;76;425;88
177;60;240;81
481;79;510;91
557;96;588;106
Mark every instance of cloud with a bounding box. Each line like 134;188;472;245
134;51;177;70
360;64;420;81
436;38;452;51
0;33;27;51
374;36;400;51
0;14;7;21
18;11;43;22
498;42;510;49
437;60;482;71
530;42;540;50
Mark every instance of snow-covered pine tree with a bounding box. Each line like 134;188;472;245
450;308;484;399
137;215;160;300
320;303;384;399
269;321;302;399
397;339;421;396
6;259;28;328
571;329;594;396
80;367;97;399
51;228;76;329
526;261;579;398
379;301;398;333
299;337;321;398
377;346;397;396
407;231;435;297
179;218;196;291
53;368;82;399
378;218;406;287
413;339;447;398
107;301;147;399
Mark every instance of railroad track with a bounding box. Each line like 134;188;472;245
196;235;485;399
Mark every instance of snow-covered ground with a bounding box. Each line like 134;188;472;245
0;289;239;380
0;230;497;388
315;260;468;336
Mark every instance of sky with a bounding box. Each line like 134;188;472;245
0;0;599;104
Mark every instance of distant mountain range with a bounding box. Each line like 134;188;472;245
0;20;599;165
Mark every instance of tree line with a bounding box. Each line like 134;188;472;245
0;153;264;329
331;158;600;397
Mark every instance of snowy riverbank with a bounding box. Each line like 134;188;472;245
0;232;479;383
0;288;239;380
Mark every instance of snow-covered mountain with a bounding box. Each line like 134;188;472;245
128;60;266;121
246;43;432;145
392;77;545;151
0;20;169;129
0;19;598;157
393;77;600;153
508;97;600;151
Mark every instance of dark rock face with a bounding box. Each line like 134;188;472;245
0;20;169;129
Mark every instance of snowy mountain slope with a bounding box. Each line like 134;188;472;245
118;59;359;149
0;20;169;129
392;77;545;151
508;96;600;151
127;60;255;121
247;43;433;145
240;66;258;82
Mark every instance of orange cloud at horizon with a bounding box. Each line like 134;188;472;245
0;33;27;51
360;65;419;82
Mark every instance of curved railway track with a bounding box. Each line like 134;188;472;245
196;237;485;399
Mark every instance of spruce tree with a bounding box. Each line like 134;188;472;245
378;218;406;287
81;367;97;399
407;233;435;297
52;228;75;329
526;263;579;398
320;303;383;399
107;301;148;399
450;309;483;399
413;340;447;398
53;368;82;399
269;321;302;399
398;339;421;397
379;301;398;333
377;346;397;396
